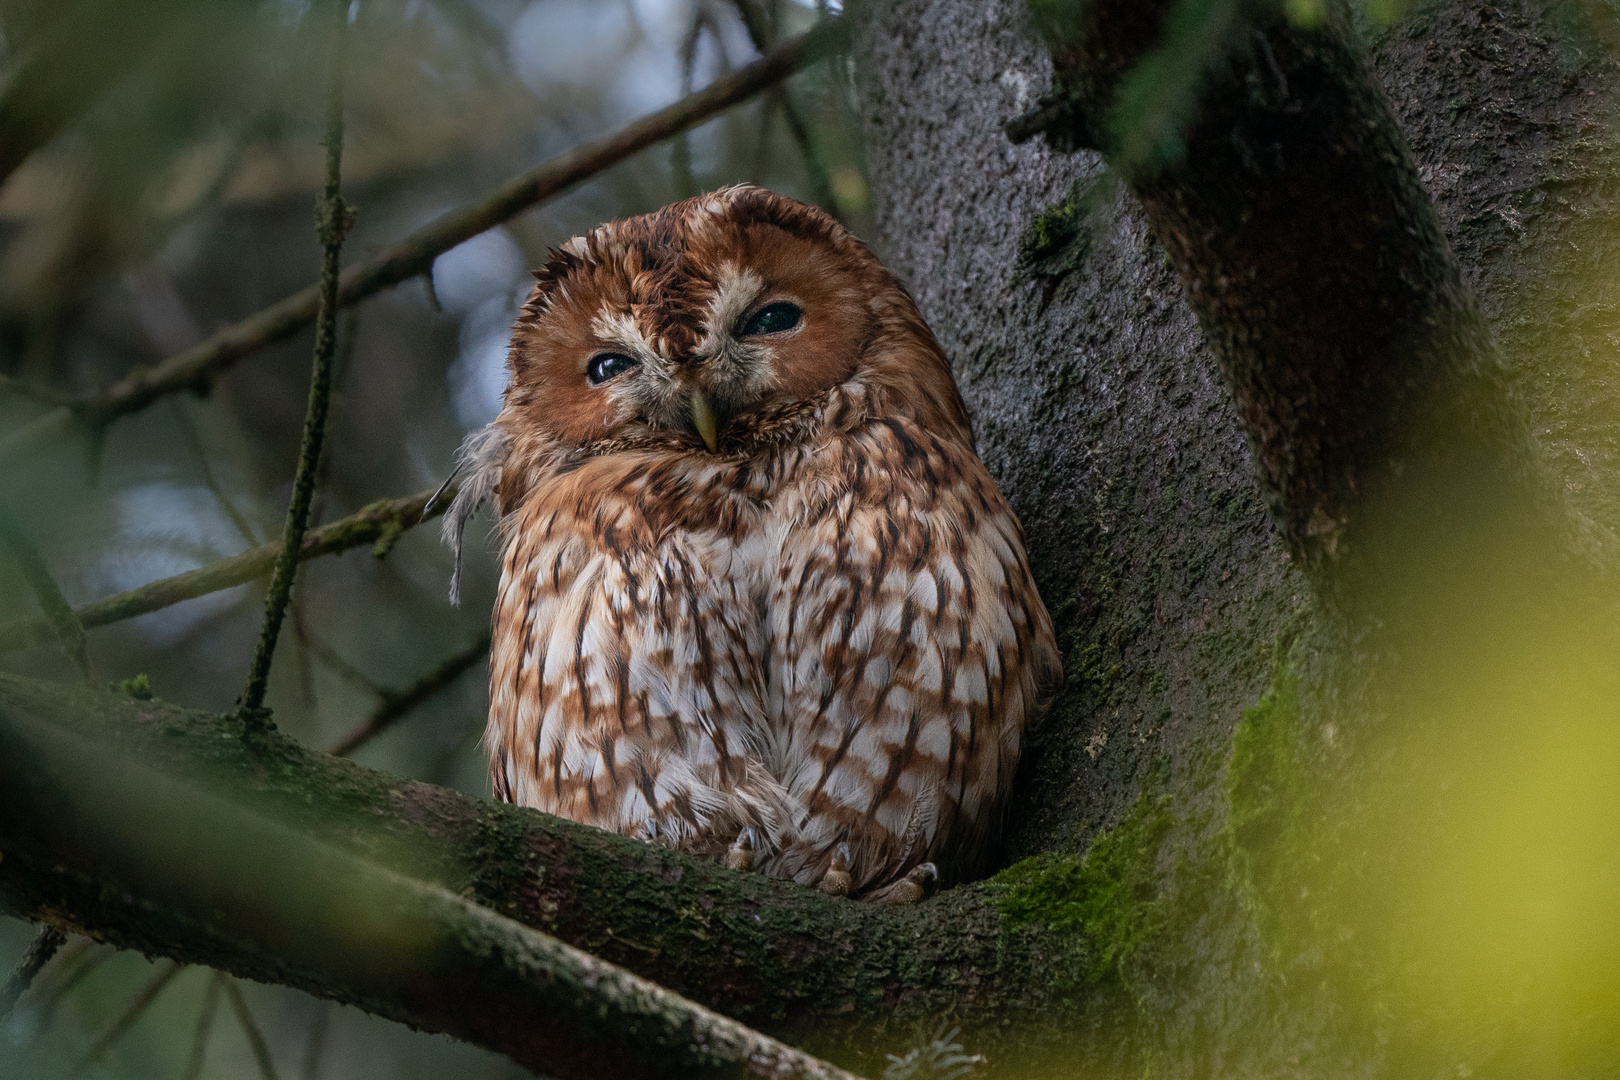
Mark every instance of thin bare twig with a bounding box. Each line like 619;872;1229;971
673;12;700;196
291;305;363;717
0;926;66;1023
0;21;845;464
171;399;261;547
750;87;781;181
0;486;451;655
238;0;352;728
732;0;842;217
22;939;107;1039
223;977;281;1080
291;596;321;712
674;2;729;197
299;1000;331;1080
327;630;491;757
0;500;94;684
301;633;385;697
71;959;183;1072
774;85;841;216
181;971;224;1080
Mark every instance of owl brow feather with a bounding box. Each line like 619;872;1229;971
441;422;509;606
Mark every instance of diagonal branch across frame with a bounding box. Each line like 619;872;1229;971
0;21;846;466
0;486;449;655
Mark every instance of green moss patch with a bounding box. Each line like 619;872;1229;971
1223;637;1344;964
1017;173;1118;305
995;790;1174;986
1224;644;1304;901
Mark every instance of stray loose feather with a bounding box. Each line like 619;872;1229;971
442;423;508;606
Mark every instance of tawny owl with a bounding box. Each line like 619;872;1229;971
445;186;1060;902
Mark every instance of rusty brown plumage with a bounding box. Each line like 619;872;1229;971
448;186;1061;900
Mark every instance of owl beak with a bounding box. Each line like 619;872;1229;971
690;391;720;452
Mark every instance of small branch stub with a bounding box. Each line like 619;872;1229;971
0;925;67;1023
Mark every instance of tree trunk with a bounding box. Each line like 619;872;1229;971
851;0;1620;874
850;0;1620;1072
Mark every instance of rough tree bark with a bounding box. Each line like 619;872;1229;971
1023;0;1548;595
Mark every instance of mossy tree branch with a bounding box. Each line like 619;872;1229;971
0;673;1077;1066
0;676;876;1080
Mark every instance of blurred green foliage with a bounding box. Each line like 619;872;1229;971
1025;0;1417;171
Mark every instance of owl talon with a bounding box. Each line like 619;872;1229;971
726;826;758;872
871;861;938;905
817;842;853;898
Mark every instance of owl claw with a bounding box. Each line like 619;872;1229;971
817;842;853;898
726;826;758;872
871;861;938;905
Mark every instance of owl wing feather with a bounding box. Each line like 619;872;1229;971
765;418;1061;895
488;458;799;856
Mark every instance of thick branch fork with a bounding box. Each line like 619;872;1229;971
0;674;1064;1060
1024;3;1534;599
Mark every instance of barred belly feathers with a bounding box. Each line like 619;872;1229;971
445;186;1060;902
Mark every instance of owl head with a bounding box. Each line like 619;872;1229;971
441;185;970;600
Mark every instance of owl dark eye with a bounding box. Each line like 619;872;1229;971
740;302;802;336
587;353;639;385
